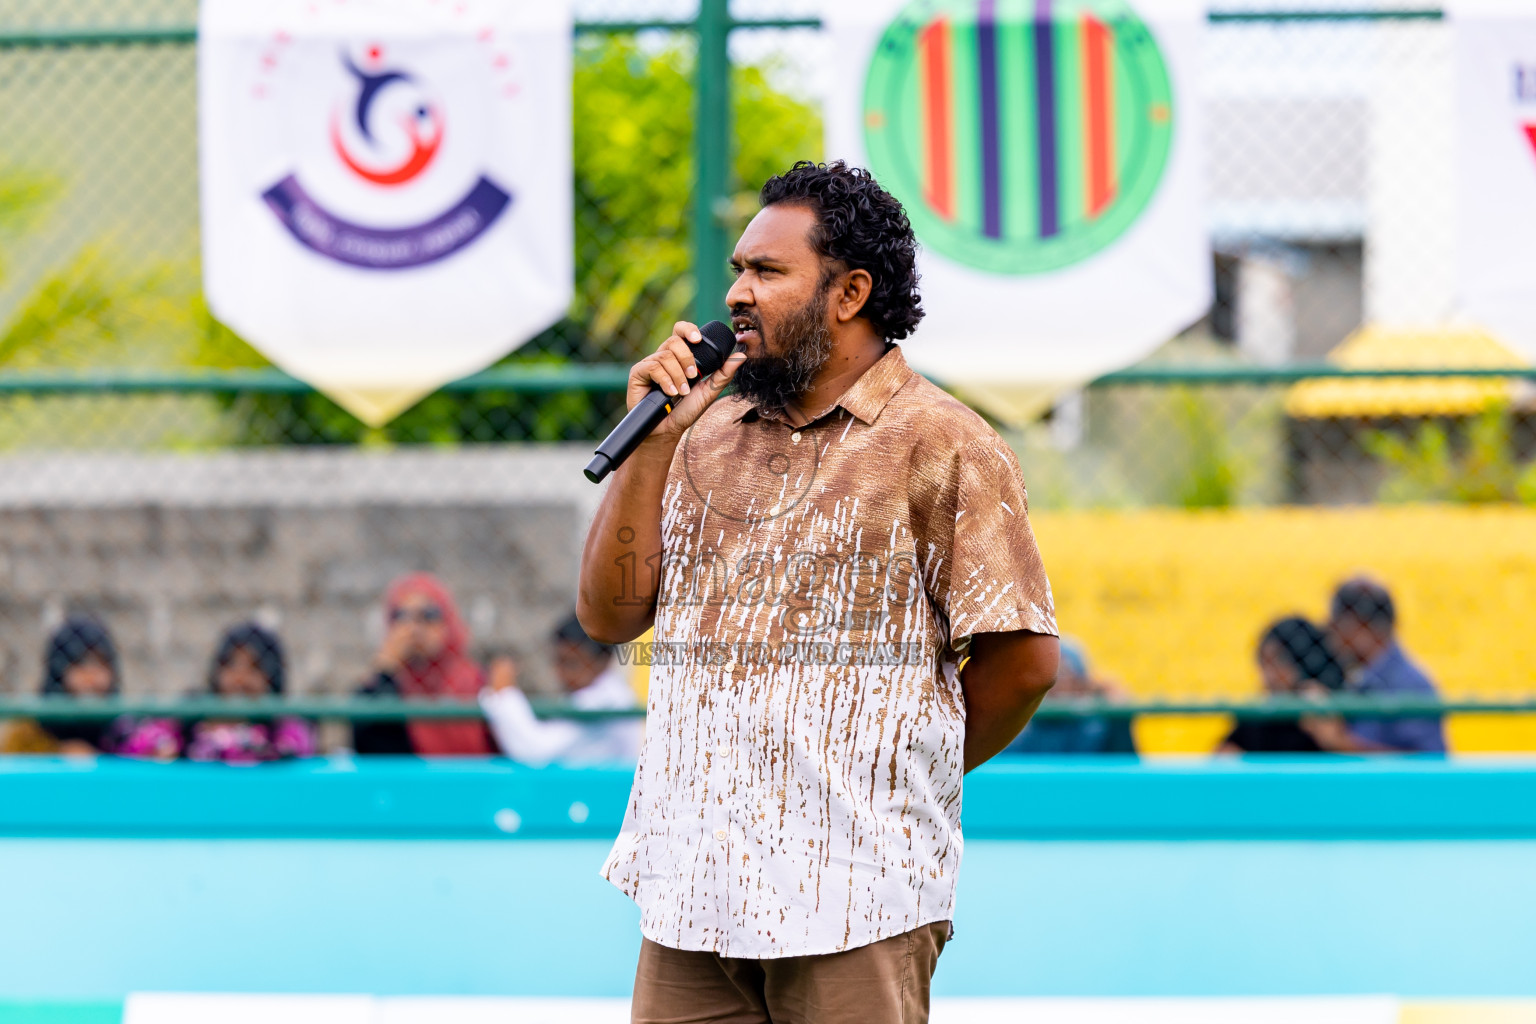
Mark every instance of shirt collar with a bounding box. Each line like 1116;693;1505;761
736;344;912;427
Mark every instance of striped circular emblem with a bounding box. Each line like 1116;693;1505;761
863;0;1173;274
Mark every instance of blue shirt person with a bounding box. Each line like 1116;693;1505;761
1347;642;1445;753
1309;577;1446;754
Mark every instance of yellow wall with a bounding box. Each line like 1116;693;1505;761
625;626;654;703
1031;505;1536;753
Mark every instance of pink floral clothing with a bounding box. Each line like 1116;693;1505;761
102;717;183;760
186;717;317;763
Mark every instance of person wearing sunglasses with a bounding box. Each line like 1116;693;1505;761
352;572;496;756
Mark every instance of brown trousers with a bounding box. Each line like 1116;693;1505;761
630;922;950;1024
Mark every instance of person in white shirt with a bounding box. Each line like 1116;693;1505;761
479;613;642;767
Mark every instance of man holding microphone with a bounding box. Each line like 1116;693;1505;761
578;161;1059;1023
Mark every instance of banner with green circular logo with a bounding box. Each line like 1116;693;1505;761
863;0;1174;275
824;0;1209;424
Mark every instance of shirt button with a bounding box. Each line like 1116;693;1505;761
717;745;730;758
791;431;802;443
714;828;728;842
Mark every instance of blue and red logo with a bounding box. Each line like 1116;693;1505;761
330;50;445;186
1517;63;1536;166
261;44;511;271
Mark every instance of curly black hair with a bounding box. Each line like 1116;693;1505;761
758;160;924;341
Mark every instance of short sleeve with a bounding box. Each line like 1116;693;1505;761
935;436;1058;646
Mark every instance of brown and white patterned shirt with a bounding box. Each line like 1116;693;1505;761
601;344;1056;958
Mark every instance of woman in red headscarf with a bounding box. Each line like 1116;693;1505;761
353;573;495;755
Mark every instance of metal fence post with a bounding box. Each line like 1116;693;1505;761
692;0;732;325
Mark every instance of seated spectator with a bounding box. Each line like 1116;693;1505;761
353;573;495;755
1221;616;1344;754
0;616;178;758
480;614;643;767
184;623;316;763
1004;638;1135;755
1302;577;1446;753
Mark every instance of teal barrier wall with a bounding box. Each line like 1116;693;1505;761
2;756;1534;1000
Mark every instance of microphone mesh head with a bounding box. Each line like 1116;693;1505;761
694;320;738;377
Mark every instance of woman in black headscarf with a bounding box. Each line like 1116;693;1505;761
1;616;177;757
31;615;122;753
184;622;316;762
42;615;119;697
1221;616;1346;754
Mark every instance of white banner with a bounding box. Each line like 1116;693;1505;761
824;0;1210;421
1454;0;1536;360
199;0;573;425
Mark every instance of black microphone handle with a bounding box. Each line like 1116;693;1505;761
583;320;738;484
583;388;676;484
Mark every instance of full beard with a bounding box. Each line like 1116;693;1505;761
732;291;834;417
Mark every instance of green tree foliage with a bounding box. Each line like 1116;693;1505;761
1365;405;1536;505
1171;387;1240;508
0;168;57;281
0;250;211;371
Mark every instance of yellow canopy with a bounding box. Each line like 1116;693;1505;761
1285;325;1529;419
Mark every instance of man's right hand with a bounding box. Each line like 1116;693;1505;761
627;321;747;445
579;321;742;644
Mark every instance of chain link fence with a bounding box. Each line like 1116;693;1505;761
2;1;1533;753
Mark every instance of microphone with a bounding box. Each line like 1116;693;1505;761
583;319;738;484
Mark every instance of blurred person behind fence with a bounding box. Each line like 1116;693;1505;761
479;612;642;767
1220;616;1344;754
0;615;178;758
1298;577;1445;754
1005;638;1135;755
353;573;495;756
184;622;316;763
